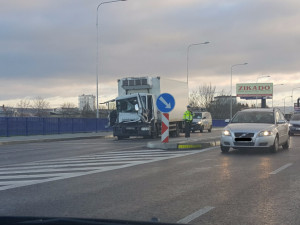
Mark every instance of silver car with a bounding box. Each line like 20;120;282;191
220;108;290;153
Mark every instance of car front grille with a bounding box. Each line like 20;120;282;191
234;142;255;146
234;132;254;138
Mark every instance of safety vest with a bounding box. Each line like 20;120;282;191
183;110;193;122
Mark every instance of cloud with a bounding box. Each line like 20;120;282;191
1;0;300;107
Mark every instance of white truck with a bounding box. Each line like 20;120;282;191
109;76;188;140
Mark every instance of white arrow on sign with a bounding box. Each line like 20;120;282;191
159;96;171;109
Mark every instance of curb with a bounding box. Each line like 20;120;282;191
147;138;220;150
177;140;220;150
0;135;114;146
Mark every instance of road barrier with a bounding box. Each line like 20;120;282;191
0;117;111;137
161;113;169;143
0;117;227;137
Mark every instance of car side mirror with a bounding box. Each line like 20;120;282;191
277;120;286;124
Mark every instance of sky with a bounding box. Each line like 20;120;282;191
1;0;300;108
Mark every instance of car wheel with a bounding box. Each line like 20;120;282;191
200;126;204;133
221;145;230;153
282;136;290;150
208;126;212;133
270;136;279;153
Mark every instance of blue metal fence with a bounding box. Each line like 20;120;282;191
0;117;111;137
0;117;227;137
212;119;228;127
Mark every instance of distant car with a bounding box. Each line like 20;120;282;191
220;108;290;153
191;111;212;133
289;113;300;136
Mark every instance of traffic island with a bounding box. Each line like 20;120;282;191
147;137;220;150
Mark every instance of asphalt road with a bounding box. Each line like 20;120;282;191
0;130;299;225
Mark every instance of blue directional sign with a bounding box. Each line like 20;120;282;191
156;93;175;113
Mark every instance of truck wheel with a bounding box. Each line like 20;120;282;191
175;125;180;137
151;128;158;138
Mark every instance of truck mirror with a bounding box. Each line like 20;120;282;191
135;104;139;111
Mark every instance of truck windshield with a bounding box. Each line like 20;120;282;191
116;97;139;113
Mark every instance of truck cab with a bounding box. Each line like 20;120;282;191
112;93;159;139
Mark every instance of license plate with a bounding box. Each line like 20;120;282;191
296;128;300;130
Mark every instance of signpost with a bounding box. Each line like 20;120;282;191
156;93;175;143
236;83;273;99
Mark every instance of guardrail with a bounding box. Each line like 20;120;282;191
0;117;111;137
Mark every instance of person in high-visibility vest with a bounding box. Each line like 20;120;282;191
183;105;193;138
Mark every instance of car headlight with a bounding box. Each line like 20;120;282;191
197;121;202;125
258;130;273;137
223;130;231;136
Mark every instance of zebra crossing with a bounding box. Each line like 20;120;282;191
0;148;212;191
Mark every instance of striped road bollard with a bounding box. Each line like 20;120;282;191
161;113;169;143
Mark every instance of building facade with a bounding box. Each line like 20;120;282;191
78;94;96;111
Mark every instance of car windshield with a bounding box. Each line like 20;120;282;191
291;114;300;121
116;97;138;113
231;111;274;124
194;112;202;119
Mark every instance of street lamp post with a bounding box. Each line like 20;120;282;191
291;87;300;109
186;42;210;89
272;84;284;108
230;63;248;119
283;96;292;115
255;75;271;108
96;0;126;118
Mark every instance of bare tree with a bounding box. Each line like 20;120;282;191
207;91;249;119
81;103;95;118
1;104;15;117
60;102;78;117
17;99;31;117
32;97;50;117
189;83;216;109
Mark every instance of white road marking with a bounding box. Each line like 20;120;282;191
0;161;145;171
0;147;216;191
269;163;293;175
177;206;215;224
